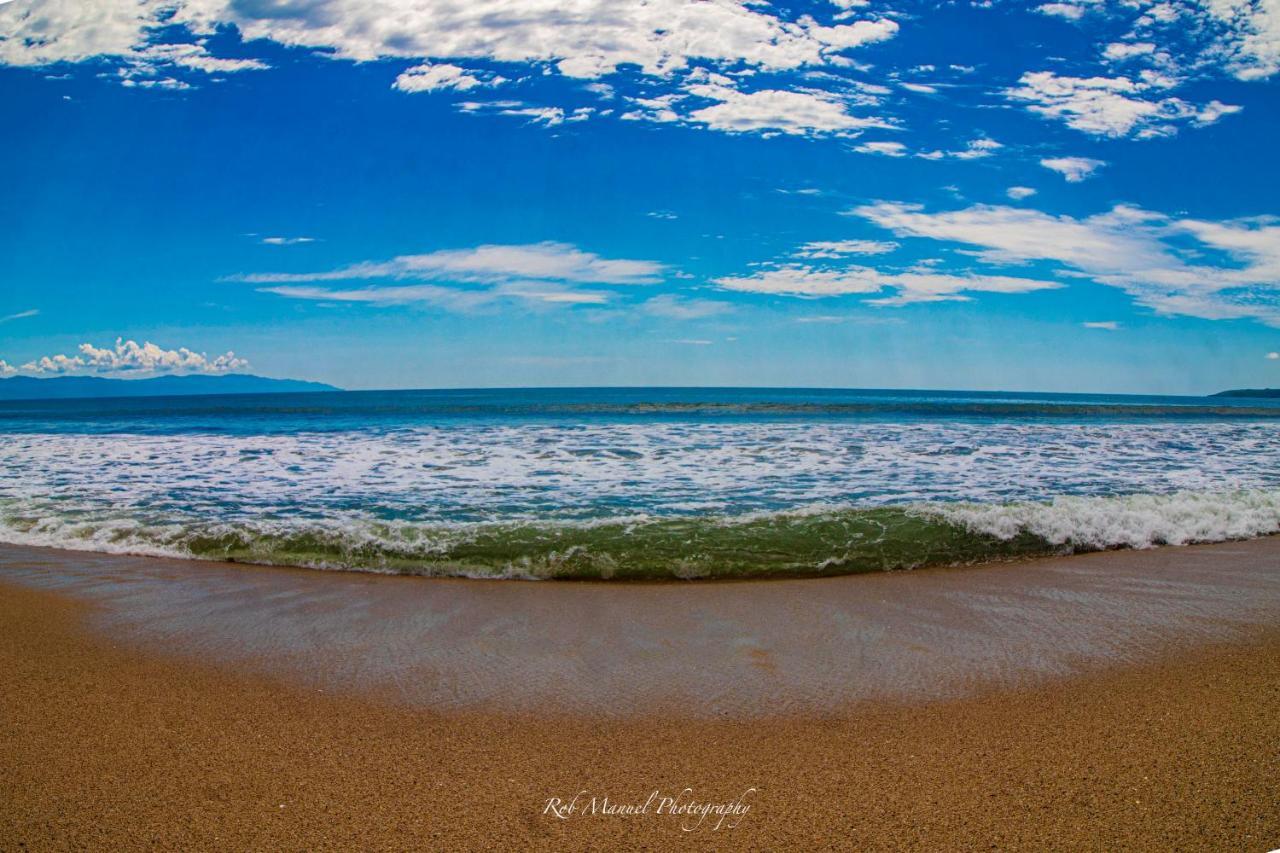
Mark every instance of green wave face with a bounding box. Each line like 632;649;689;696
177;508;1057;579
5;490;1279;580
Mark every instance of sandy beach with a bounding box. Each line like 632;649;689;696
2;542;1278;849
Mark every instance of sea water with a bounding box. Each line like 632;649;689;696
1;387;1278;578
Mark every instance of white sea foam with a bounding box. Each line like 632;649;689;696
1;421;1279;574
934;489;1280;550
2;422;1278;524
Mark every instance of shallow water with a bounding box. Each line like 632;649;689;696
3;538;1277;715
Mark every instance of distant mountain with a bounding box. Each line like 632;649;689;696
1211;388;1280;398
0;373;340;401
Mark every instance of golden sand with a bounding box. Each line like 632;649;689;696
1;577;1277;850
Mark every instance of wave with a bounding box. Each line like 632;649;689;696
1;489;1277;580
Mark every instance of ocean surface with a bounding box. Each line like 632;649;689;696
2;387;1279;579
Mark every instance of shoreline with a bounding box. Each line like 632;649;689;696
2;576;1277;849
4;528;1279;587
2;537;1279;716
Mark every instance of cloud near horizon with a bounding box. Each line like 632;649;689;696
6;338;248;377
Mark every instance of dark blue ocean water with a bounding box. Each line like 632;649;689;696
0;386;1278;435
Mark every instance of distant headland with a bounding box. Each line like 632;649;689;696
0;374;340;401
1211;388;1280;398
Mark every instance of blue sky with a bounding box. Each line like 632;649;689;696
1;0;1278;393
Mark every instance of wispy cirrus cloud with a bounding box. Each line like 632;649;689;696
714;264;1060;305
236;242;665;286
1;308;39;323
641;294;733;320
849;200;1280;325
260;236;315;246
242;242;672;312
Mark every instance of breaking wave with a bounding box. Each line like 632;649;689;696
1;490;1277;580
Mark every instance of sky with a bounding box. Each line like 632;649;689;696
1;0;1279;394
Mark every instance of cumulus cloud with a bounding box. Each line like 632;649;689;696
855;137;1001;160
1007;186;1038;200
0;3;269;83
854;140;907;156
0;0;901;134
1082;320;1120;329
0;359;17;377
16;338;248;376
393;62;503;94
849;200;1280;325
1267;351;1279;359
1005;71;1240;138
1041;156;1107;182
1036;3;1093;21
1199;0;1280;80
683;84;893;136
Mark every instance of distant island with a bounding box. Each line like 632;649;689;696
1211;388;1280;398
0;373;340;401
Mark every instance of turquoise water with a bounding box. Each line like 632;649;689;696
1;387;1278;578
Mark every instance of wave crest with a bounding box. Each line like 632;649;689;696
1;489;1277;580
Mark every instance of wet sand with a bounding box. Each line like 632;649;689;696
1;539;1279;715
2;542;1279;848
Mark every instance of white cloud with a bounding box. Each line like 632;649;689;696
684;84;892;136
260;236;315;246
915;137;1003;161
393;62;502;94
260;281;611;309
849;200;1280;325
0;1;901;123
0;308;38;323
1267;351;1280;359
796;240;899;258
0;360;16;377
1005;71;1240;138
1103;41;1157;61
1041;156;1107;182
0;4;269;82
17;338;248;375
237;242;665;286
246;242;674;312
1036;3;1092;21
1082;320;1120;329
854;140;907;156
856;137;1001;160
713;263;1059;304
1007;186;1038;200
1200;0;1280;80
641;294;732;320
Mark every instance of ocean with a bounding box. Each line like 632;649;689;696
2;386;1279;579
